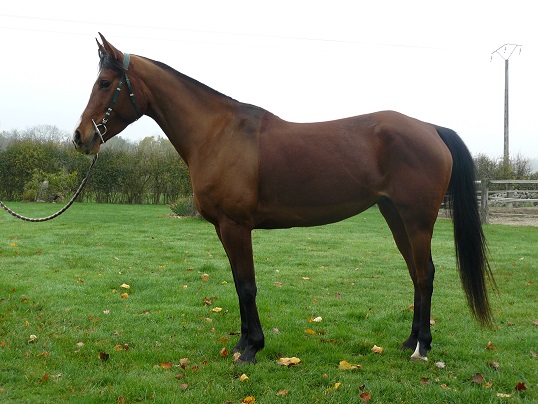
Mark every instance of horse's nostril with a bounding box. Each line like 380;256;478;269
73;129;83;146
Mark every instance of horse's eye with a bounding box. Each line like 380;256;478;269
100;80;111;89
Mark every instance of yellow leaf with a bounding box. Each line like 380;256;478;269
277;357;301;367
210;307;223;313
10;243;18;247
242;396;256;403
334;382;342;390
304;328;317;335
239;373;249;382
371;345;383;354
338;360;362;370
276;389;289;396
160;362;172;369
120;293;129;299
120;283;130;289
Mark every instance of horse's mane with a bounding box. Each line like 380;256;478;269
97;51;238;103
141;57;238;103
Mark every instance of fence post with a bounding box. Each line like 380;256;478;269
480;179;489;224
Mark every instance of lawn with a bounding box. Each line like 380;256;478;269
0;203;536;403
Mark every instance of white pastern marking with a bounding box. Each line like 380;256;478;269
410;341;428;361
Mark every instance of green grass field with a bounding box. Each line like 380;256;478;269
0;203;536;403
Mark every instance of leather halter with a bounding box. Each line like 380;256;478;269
92;53;141;143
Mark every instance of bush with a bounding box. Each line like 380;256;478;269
169;195;199;217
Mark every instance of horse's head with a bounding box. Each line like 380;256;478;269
73;33;145;154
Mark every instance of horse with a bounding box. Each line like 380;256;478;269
73;34;494;363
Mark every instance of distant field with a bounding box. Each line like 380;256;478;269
0;203;536;402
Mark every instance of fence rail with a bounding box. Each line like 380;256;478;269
477;179;538;224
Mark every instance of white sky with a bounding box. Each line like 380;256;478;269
1;0;537;160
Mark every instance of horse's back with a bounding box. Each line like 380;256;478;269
253;111;452;228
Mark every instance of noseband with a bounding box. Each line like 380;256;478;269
92;53;141;143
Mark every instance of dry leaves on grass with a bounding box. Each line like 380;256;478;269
277;357;301;367
338;360;362;370
371;345;383;354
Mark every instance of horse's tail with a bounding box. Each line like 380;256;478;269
436;126;495;327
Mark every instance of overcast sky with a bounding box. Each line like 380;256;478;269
1;1;537;160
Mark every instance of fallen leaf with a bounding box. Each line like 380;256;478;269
274;282;283;287
103;310;110;315
470;373;485;384
76;342;84;347
180;383;188;391
487;360;500;370
233;352;242;363
435;361;446;369
371;345;383;354
203;297;213;306
119;283;130;289
304;328;317;335
220;347;228;357
430;317;435;325
98;352;110;362
277;389;289;396
179;358;190;368
239;373;249;382
333;382;342;390
210;307;223;313
242;396;256;403
160;362;172;369
120;293;129;299
28;335;38;343
486;341;496;350
506;322;515;326
440;384;450;390
531;351;537;358
37;351;49;358
277;357;301;367
175;373;185;380
302;277;311;280
201;274;209;281
533;320;538;326
484;382;493;388
420;377;430;385
39;373;49;383
338;360;361;370
496;393;511;398
515;382;527;391
360;392;372;402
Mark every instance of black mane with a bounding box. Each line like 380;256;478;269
142;57;238;103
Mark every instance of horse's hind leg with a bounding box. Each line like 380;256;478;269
378;199;435;360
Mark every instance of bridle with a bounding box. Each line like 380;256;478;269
92;52;141;143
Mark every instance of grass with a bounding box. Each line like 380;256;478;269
0;203;536;403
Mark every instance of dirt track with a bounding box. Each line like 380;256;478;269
487;207;538;227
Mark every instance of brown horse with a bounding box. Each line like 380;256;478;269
73;34;494;363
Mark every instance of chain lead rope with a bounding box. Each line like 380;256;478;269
0;154;99;222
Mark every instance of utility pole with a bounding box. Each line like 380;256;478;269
491;44;521;169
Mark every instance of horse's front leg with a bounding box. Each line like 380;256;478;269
216;218;264;364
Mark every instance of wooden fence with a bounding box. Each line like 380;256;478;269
478;180;538;224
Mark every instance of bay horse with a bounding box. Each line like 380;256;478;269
73;34;494;363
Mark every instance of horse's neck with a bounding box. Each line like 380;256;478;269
140;60;238;164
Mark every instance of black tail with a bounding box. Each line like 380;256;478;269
436;126;495;327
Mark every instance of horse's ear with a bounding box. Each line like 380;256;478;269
97;32;123;61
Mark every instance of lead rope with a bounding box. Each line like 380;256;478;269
0;154;98;222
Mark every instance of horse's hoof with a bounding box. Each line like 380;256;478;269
410;342;428;361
